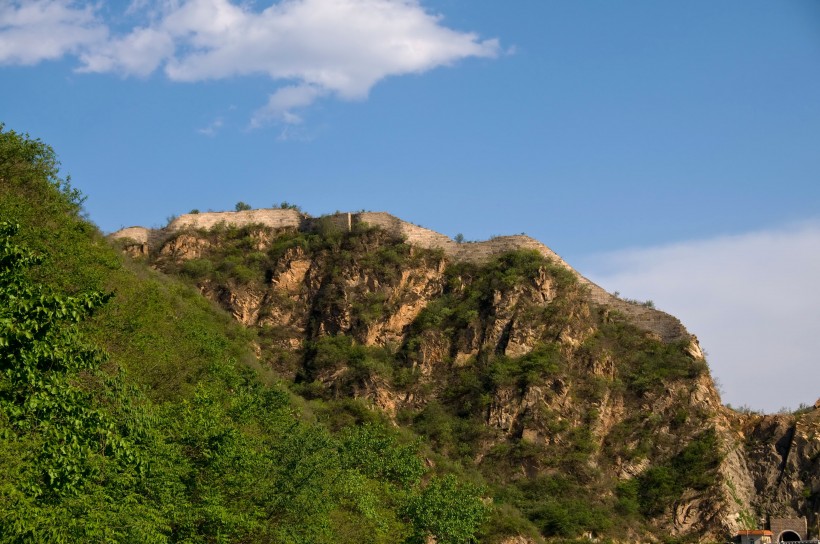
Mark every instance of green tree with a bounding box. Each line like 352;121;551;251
0;222;112;495
0;222;164;541
339;424;424;487
235;201;252;211
279;201;302;211
403;475;487;544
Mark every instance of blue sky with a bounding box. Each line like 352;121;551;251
2;0;819;411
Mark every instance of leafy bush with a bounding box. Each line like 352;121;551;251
402;475;488;544
305;335;397;396
509;475;614;538
636;429;722;515
0;222;125;500
339;424;424;487
180;257;213;279
278;201;302;211
590;318;707;395
488;343;561;390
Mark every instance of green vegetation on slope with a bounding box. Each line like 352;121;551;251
147;206;721;541
0;125;488;543
2;124;726;543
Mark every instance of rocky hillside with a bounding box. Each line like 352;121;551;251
112;209;820;542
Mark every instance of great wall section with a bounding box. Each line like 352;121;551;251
110;208;696;349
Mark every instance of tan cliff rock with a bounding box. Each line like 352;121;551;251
110;208;817;542
111;208;695;344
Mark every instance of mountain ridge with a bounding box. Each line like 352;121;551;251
111;208;696;345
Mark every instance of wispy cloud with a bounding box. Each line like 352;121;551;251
1;0;500;126
251;84;327;127
580;221;820;413
197;117;224;136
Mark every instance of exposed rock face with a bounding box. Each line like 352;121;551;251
720;409;820;530
109;209;818;542
111;209;694;344
160;233;212;261
110;226;150;244
109;226;151;258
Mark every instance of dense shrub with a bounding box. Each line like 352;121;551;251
636;429;722;515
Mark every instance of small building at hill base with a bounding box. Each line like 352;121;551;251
738;529;773;544
737;517;814;543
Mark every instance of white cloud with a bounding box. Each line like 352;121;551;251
153;0;499;89
1;0;499;125
197;117;224;136
251;84;327;126
0;0;107;65
78;26;174;76
581;222;820;413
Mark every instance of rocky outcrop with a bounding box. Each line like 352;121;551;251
111;226;151;244
109;208;817;542
111;209;694;344
718;408;820;533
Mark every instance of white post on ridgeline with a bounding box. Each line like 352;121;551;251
347;212;352;232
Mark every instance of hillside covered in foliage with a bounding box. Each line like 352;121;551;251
0;126;488;543
2;125;818;543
